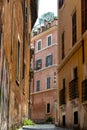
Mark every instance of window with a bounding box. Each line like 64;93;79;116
59;0;64;9
47;103;50;113
46;55;52;67
63;78;65;88
72;11;77;46
47;35;52;46
16;40;20;82
81;0;87;33
73;67;78;79
62;115;66;126
36;59;42;70
37;41;41;51
74;111;78;124
59;78;66;106
47;77;51;89
62;32;65;59
82;79;87;102
36;80;40;91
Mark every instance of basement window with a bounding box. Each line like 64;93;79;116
47;103;50;113
62;115;66;126
74;111;78;125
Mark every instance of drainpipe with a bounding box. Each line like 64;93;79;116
28;43;34;119
28;77;31;119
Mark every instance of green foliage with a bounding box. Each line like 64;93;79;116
46;116;53;123
39;12;55;24
23;118;35;126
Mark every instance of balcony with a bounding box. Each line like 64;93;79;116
59;88;66;106
69;78;79;100
82;79;87;102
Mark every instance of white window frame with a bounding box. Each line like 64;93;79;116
46;76;51;89
46;54;52;67
47;34;52;46
36;39;42;52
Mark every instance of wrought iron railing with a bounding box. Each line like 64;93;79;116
82;79;87;102
69;78;79;100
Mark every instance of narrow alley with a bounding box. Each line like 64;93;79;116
0;0;87;130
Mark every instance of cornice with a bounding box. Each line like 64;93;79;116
31;25;58;41
34;64;58;73
58;31;87;72
30;88;57;95
35;43;58;54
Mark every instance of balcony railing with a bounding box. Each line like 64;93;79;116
59;88;66;106
82;79;87;102
69;78;79;100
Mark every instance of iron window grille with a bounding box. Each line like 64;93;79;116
82;79;87;102
69;78;79;100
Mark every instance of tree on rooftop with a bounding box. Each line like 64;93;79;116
39;12;56;24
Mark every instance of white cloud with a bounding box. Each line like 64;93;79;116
38;0;57;17
35;0;57;26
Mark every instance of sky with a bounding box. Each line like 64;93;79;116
35;0;57;25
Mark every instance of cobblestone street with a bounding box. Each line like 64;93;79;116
19;124;72;130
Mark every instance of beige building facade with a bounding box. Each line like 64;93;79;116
0;0;38;129
58;0;87;130
30;19;58;124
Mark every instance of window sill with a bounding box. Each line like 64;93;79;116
45;112;51;115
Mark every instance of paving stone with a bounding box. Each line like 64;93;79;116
22;124;72;130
